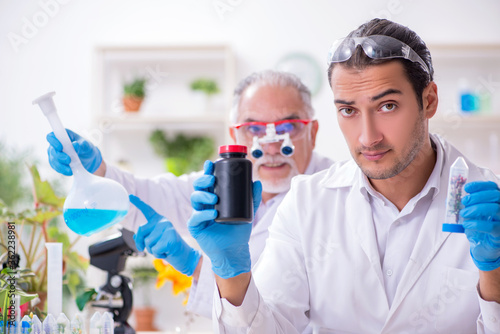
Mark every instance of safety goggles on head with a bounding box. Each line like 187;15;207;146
327;35;430;76
232;119;313;140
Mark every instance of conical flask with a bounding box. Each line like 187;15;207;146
33;92;129;236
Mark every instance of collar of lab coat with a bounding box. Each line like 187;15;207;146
360;134;444;204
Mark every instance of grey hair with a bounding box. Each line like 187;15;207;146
229;70;314;124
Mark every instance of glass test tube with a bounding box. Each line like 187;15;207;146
21;315;31;334
43;314;57;334
56;313;70;334
102;312;114;334
70;314;84;334
31;315;42;334
89;312;101;334
442;156;469;233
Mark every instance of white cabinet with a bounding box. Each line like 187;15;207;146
91;46;235;177
428;44;500;174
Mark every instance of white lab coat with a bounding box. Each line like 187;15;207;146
106;151;333;317
214;135;500;333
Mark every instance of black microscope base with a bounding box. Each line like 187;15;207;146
115;323;135;334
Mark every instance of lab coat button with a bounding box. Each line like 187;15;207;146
386;269;393;276
490;316;497;323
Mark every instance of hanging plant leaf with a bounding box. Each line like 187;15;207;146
29;165;65;208
25;208;62;224
75;288;97;311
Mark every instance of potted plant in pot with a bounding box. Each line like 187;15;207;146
149;129;215;176
128;261;158;331
189;78;220;113
123;78;147;112
190;78;219;96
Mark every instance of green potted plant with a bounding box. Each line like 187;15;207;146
0;162;89;318
189;78;220;113
0;267;38;327
189;78;220;96
123;77;147;112
130;264;158;331
149;129;215;176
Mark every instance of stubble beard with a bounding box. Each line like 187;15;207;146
357;111;426;180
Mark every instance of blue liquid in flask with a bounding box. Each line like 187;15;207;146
64;209;128;236
34;92;130;237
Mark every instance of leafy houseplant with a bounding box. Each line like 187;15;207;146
130;265;157;307
0;164;89;318
123;78;147;112
189;78;220;96
149;130;215;176
129;263;158;332
0;267;38;327
190;78;221;114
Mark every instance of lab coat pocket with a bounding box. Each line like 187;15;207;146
434;267;479;333
445;267;478;292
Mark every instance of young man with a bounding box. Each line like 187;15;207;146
46;70;333;317
188;19;500;332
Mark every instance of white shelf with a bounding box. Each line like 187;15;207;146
95;113;228;125
92;45;235;177
427;44;500;174
430;114;500;129
429;44;500;59
429;44;500;116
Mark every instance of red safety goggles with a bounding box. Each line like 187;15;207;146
232;119;312;139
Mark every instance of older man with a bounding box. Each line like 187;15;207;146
46;70;333;317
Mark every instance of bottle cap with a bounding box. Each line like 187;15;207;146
219;145;247;154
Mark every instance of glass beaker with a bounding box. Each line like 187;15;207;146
33;92;129;236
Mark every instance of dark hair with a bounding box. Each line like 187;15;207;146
327;18;434;109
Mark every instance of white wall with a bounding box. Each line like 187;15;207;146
2;0;500;331
3;0;500;165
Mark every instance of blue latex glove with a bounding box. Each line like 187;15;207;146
46;129;102;176
461;181;500;271
129;194;201;276
187;160;262;279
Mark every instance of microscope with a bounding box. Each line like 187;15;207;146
88;228;138;334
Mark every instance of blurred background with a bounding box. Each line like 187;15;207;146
1;0;500;332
